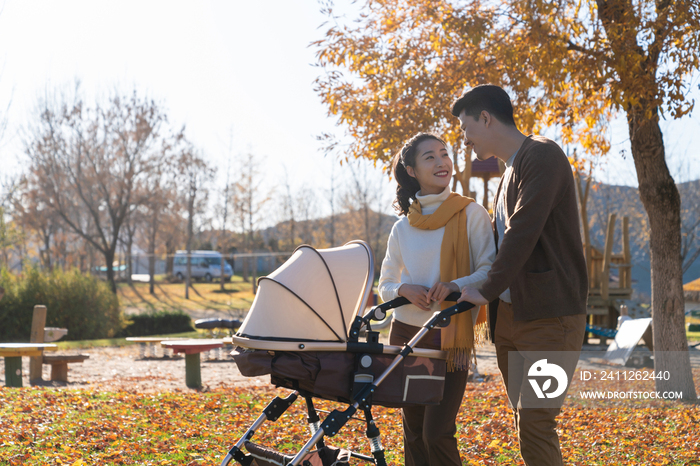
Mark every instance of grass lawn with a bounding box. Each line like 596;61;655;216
1;382;699;465
117;275;255;316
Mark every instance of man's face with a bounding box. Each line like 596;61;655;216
458;110;489;160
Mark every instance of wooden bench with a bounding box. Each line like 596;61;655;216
0;343;57;387
161;339;224;389
29;305;89;383
42;354;90;382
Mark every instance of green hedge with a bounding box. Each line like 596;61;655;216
118;310;194;337
0;267;122;342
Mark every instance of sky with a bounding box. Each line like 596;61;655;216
0;0;698;224
0;0;381;223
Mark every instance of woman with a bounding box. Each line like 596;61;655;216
378;133;495;466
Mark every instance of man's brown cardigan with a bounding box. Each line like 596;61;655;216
478;136;588;322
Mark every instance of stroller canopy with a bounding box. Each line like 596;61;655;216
237;241;374;342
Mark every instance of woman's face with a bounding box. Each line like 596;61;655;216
406;139;453;195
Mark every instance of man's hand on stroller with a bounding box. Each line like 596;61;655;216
458;286;488;306
426;281;460;305
398;284;432;311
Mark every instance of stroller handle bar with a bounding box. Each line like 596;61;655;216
348;292;474;342
373;291;462;317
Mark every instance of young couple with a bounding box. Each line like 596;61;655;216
378;84;587;466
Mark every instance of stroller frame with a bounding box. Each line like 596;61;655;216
221;293;474;466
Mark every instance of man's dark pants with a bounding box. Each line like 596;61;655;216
494;300;586;466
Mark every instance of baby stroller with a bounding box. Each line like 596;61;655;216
222;240;474;466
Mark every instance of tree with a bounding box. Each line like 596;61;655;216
217;162;233;290
296;185;318;246
1;178;24;269
161;208;186;278
314;0;699;398
24;89;168;293
280;169;297;250
0;207;21;268
234;151;270;288
120;206;139;286
325;164;339;247
178;148;212;300
12;181;63;271
341;159;390;274
141;148;181;295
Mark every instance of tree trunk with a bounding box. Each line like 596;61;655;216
627;105;697;399
220;248;226;290
126;233;133;286
219;222;227;290
290;218;295;249
242;257;249;282
363;205;370;244
252;255;258;294
105;249;117;294
89;247;95;277
574;171;593;288
165;238;175;276
451;144;471;195
186;227;192;301
149;215;157;295
186;189;195;300
42;231;52;271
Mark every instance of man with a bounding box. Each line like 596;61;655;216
453;84;587;466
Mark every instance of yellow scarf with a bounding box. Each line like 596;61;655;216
408;192;489;371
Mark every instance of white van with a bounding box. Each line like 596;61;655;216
173;250;233;282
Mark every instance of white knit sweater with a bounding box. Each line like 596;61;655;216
378;186;496;327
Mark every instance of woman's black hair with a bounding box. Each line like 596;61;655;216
391;132;447;216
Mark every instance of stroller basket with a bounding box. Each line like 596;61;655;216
222;241;475;466
233;342;447;407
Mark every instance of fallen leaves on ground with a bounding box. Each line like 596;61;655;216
1;378;699;465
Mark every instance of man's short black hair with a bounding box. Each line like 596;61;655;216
450;84;517;127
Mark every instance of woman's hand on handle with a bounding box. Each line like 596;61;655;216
458;287;489;306
426;281;460;305
398;284;431;311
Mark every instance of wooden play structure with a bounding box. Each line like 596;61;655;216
470;158;502;210
583;213;633;328
453;151;504;212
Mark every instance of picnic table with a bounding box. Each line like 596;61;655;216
125;337;188;358
160;339;224;389
1;343;57;387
